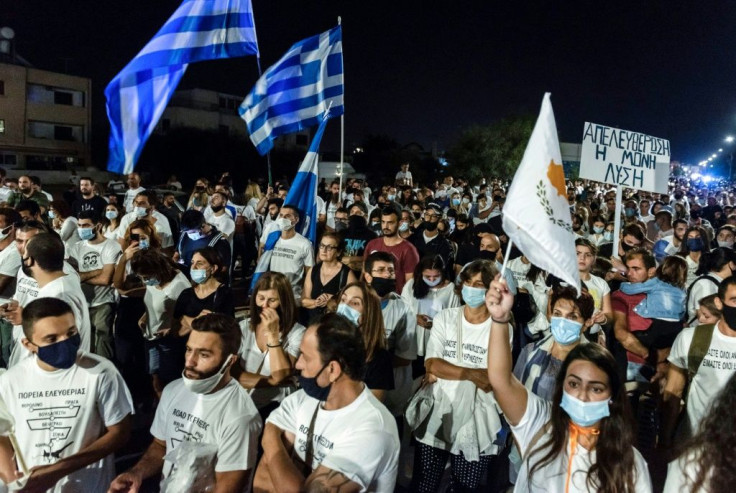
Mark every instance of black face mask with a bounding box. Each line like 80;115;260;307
412;212;422;220
21;256;34;278
479;250;497;260
335;221;348;232
621;242;634;253
423;221;438;232
348;215;366;229
722;302;736;330
371;277;396;297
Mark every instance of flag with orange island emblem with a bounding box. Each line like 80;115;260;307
502;93;580;294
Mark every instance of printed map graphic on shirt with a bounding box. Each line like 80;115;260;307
18;387;86;463
168;408;212;447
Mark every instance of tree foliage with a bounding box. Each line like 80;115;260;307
447;115;535;181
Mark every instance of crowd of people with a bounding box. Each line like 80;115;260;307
0;163;731;492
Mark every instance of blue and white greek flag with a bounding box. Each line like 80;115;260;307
105;0;259;174
239;25;343;155
250;112;331;291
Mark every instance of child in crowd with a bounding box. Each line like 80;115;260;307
695;294;721;325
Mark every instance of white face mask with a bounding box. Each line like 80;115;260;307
275;217;294;231
181;354;234;395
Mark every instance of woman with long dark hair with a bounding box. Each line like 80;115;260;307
486;276;651;492
334;281;394;402
401;255;460;376
664;372;736;492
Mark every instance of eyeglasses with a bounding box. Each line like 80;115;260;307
318;244;338;251
371;267;395;275
424;212;441;220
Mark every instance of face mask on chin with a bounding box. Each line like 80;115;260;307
181;355;234;394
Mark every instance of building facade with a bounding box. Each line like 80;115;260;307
0;61;92;171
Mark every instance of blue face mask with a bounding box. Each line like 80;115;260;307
143;277;160;286
560;390;611;427
190;268;209;284
105;210;118;220
35;333;81;370
423;276;442;287
298;363;331;401
462;285;487;308
138;239;149;250
134;206;148;218
452;198;461;206
77;227;95;241
336;303;361;326
48;210;56;219
387;194;396;201
603;231;613;241
550;317;583;345
624;207;636;218
593;226;604;234
687;238;704;252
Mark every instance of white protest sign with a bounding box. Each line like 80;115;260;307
579;122;670;194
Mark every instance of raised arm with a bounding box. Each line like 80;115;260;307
486;276;529;426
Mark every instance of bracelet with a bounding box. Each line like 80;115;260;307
491;317;511;324
266;342;282;348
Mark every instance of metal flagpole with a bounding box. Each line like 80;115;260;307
255;54;273;186
613;186;623;258
337;16;345;196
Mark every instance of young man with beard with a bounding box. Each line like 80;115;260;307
364;204;419;294
72;177;108;218
110;314;261;492
255;313;399;492
325;181;342;231
264;205;314;303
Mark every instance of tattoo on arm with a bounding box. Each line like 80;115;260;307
306;468;354;493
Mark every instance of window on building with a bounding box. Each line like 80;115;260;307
28;121;84;142
227;99;237;110
0;119;4;134
295;134;308;146
0;81;4;96
54;91;73;106
54;125;74;141
219;97;227;109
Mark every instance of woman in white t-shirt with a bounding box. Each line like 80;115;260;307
103;203;123;240
407;260;505;492
486;277;652;493
663;371;736;492
130;249;191;399
234;272;305;419
49;200;80;248
401;254;461;362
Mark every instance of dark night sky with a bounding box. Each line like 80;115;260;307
4;1;736;166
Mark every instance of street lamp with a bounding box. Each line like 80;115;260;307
726;136;734;143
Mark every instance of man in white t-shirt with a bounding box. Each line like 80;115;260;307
662;276;736;446
0;297;132;492
205;191;235;250
255;313;400;492
115;190;173;251
264;205;314;302
123;172;145;213
395;163;413;187
21;233;92;355
0;208;21;365
576;238;612;336
109;314;262;493
364;251;417;417
67;211;122;359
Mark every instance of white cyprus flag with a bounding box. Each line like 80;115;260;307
502;93;580;294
